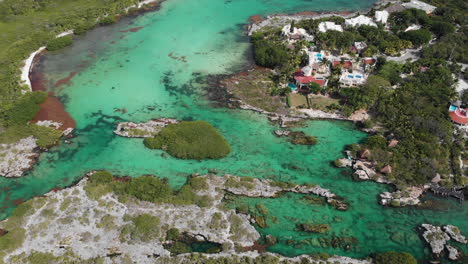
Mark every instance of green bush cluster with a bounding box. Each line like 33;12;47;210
143;121;231;160
399;29;432;47
166;228;180;240
89;171;113;185
46;36;73;51
113;175;172;202
374;251;417;264
121;214;161;242
86;171;212;208
3;91;47;126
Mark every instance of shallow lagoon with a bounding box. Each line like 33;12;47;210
1;0;466;261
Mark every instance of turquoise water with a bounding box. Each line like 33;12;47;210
1;0;466;261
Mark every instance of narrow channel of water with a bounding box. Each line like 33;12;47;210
1;0;466;261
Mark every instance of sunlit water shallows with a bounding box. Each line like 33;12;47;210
1;0;466;261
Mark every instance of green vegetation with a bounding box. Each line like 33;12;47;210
374;251;417;264
399;29;432;47
250;28;307;83
226;68;288;113
113;175;172;202
333;159;343;167
287;93;308;108
2;91;46;126
164;241;192;255
88;170;113;185
144;121;231;160
166;228;180;240
308;95;340;112
121;214;161;242
46;35;73;51
0;86;62;148
341;57;463;186
86;171;214;208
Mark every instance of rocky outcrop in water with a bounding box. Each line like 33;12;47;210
0;137;38;177
446;245;460;260
421;224;450;254
114;118;179;138
380;186;425;207
443;225;467;244
220;174;348;210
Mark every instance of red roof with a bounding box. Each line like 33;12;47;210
333;60;353;68
294;75;326;86
450;108;468;124
364;58;376;65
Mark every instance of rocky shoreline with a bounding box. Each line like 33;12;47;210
0;137;39;178
0;172;367;263
246;0;399;35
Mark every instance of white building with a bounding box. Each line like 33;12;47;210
402;0;437;14
318;22;343;32
353;42;367;52
282;24;314;42
345;15;377;28
339;70;367;87
375;10;389;24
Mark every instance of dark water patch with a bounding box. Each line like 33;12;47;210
162;71;198;97
54;72;78;87
120;26;145;33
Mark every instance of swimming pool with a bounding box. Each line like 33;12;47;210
288;83;297;91
449;105;457;112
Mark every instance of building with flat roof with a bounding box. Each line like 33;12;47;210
402;0;437;14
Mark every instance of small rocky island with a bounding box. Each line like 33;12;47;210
116;119;231;160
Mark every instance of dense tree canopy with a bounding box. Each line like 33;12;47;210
399;29;432;47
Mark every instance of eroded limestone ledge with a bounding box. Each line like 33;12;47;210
0;137;38;178
0;173;361;264
0;124;74;178
113;118;179;138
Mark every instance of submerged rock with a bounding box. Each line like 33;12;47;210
297;223;331;233
380;186;424;207
274;130;291;136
